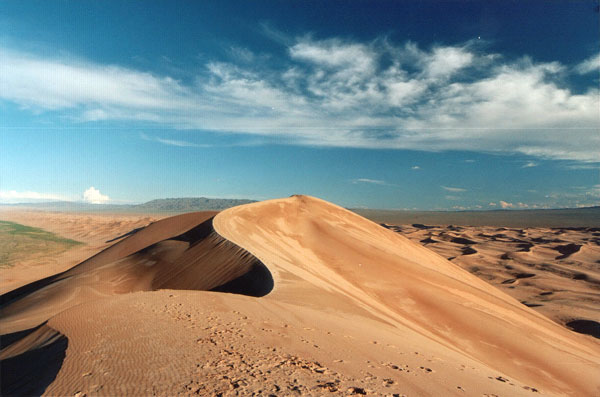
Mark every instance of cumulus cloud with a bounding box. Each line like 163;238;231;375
442;186;466;192
499;200;514;209
1;38;599;162
83;186;110;204
488;202;497;206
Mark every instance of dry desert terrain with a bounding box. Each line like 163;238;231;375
1;196;599;396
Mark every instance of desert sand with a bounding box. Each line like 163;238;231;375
383;223;600;338
1;196;599;396
0;210;161;295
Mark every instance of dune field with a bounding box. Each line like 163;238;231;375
384;224;600;340
1;196;599;396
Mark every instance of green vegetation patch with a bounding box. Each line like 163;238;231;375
0;220;83;268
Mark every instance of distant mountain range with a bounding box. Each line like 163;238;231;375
0;197;257;212
135;198;256;211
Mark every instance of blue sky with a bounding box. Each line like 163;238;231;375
0;1;598;209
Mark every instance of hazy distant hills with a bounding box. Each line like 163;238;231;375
354;206;600;228
0;197;257;213
135;198;256;211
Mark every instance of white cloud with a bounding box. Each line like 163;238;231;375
0;190;67;203
140;132;210;148
575;53;600;74
289;38;375;75
83;186;110;204
488;202;497;206
1;38;599;162
352;178;387;185
442;186;466;192
499;200;514;209
424;46;474;78
522;161;538;168
411;166;420;170
0;48;194;112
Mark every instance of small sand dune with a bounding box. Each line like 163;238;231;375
0;212;271;335
1;196;599;396
0;210;162;295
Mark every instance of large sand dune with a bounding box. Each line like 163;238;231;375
1;196;599;396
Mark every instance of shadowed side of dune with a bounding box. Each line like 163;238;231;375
212;262;274;297
0;323;67;396
0;213;274;335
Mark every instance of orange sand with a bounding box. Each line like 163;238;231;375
1;196;598;396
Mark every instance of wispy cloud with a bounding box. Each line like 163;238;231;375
522;161;538;168
442;186;467;192
562;163;600;170
575;52;600;74
411;166;420;170
140;132;210;147
1;38;599;162
0;190;68;203
352;178;388;186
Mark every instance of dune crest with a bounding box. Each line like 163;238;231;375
214;195;600;396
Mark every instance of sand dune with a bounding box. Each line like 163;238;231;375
0;212;268;335
391;223;600;338
0;210;162;295
214;195;600;396
1;196;599;396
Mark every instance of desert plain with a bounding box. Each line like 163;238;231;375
1;195;599;396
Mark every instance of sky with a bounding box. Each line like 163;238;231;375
0;1;599;210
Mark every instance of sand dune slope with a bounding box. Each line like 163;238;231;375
0;210;161;295
214;195;600;396
0;211;269;335
388;223;600;336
